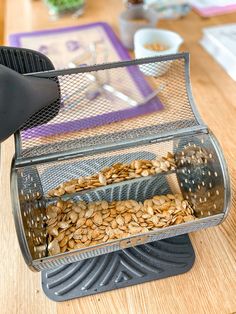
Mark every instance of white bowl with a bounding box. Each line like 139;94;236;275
134;28;183;76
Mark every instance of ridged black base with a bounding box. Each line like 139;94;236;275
42;234;195;302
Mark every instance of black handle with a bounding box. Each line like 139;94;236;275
0;64;60;143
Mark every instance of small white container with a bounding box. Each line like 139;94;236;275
134;28;183;76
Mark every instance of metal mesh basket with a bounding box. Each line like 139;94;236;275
11;53;230;271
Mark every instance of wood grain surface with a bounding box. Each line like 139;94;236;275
0;0;5;44
1;0;236;313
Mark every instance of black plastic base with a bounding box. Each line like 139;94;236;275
42;234;195;302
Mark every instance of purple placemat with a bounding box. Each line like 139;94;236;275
9;22;163;139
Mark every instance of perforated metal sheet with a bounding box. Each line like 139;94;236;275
13;131;228;271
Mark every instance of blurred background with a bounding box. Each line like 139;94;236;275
1;0;236;79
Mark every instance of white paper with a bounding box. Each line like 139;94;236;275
201;24;236;80
203;23;236;55
190;0;236;9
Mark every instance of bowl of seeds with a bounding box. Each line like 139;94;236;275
134;28;183;76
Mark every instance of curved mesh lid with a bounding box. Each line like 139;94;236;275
15;53;203;163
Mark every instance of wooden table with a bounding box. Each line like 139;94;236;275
1;1;236;313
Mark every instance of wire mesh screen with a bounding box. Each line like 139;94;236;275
17;54;199;159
